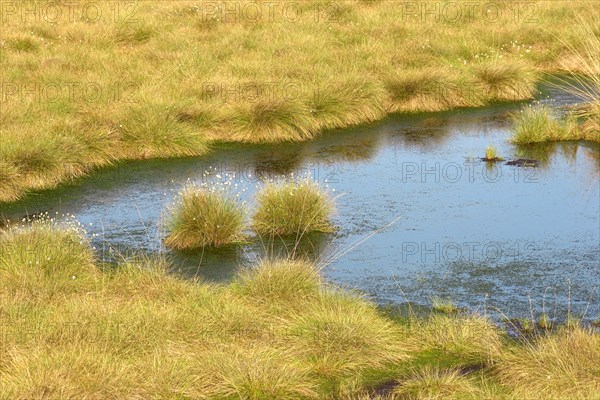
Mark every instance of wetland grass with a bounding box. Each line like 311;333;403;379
2;1;599;201
252;180;335;237
1;221;599;398
496;326;600;400
164;188;246;250
552;15;600;143
0;222;407;398
391;367;480;400
432;298;459;314
510;106;584;144
482;146;504;162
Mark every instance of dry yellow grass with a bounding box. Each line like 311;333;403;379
496;327;600;400
1;1;599;201
1;222;599;398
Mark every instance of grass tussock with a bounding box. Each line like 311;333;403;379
510;106;590;144
165;187;246;249
233;259;322;305
2;1;599;201
226;97;318;142
553;14;600;141
472;60;537;102
410;314;503;364
483;146;504;161
432;298;459;314
286;292;410;383
309;80;387;130
252;180;335;236
118;102;209;159
575;102;600;140
0;161;22;202
0;218;97;299
496;327;600;400
385;68;486;113
392;367;480;400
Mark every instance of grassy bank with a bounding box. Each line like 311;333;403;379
1;222;599;399
1;1;599;201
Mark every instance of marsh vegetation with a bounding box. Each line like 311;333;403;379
252;180;335;237
1;221;598;399
165;187;247;249
1;1;599;201
1;2;599;398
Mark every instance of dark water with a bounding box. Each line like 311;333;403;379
2;88;599;321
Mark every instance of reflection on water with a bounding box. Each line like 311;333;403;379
1;87;599;321
515;142;581;167
170;232;335;283
253;148;304;179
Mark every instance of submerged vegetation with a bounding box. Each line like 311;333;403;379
432;297;459;314
1;1;600;201
1;221;598;399
252;180;335;237
483;146;504;162
165;187;246;249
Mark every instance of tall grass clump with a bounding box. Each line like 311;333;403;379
472;60;538;102
392;367;480;400
309;80;387;130
118;102;209;158
432;297;459;314
164;187;246;249
385;69;477;113
226;97;318;142
0;216;96;298
0;162;22;202
553;15;600;142
409;314;503;364
196;346;319;400
233;259;322;305
252;180;335;237
286;290;410;385
511;106;582;144
496;326;600;400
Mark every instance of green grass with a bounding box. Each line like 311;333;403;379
510;106;587;144
496;327;600;400
391;367;480;400
552;14;600;142
2;1;599;201
1;221;599;399
252;180;335;237
232;259;323;306
483;145;504;161
432;298;459;314
164;187;247;249
472;59;538;102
